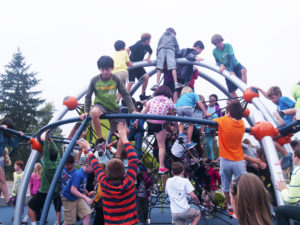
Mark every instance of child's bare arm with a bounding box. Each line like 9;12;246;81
252;86;269;99
196;100;211;117
189;191;200;206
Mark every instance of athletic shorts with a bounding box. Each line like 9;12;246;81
62;197;92;224
163;81;175;93
53;192;62;212
220;157;246;192
156;49;176;70
129;67;147;82
172;207;200;225
114;71;128;85
225;63;246;93
147;122;165;135
92;103;126;134
28;191;47;214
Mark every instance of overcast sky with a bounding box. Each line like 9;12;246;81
0;0;299;138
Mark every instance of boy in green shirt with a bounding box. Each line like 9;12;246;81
80;55;136;158
211;34;247;98
27;131;60;225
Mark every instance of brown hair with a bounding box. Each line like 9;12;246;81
4;148;11;166
141;33;151;42
171;162;184;175
211;34;224;45
231;173;272;225
15;160;24;169
226;101;244;120
267;86;282;98
106;158;125;182
294;145;300;158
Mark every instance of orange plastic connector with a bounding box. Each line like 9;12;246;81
30;138;43;153
250;121;277;141
243;107;250;117
276;133;293;146
63;96;78;110
243;87;259;103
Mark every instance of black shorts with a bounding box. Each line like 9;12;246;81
129;67;147;82
28;191;47;213
163;81;175;93
147;122;164;135
225;63;245;93
53;192;62;212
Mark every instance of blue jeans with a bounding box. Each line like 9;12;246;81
205;132;214;160
276;205;300;225
128;127;144;158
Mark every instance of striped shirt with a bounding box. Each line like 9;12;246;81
89;142;139;225
281;166;300;203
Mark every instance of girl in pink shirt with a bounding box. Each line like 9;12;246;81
133;86;174;174
29;163;42;196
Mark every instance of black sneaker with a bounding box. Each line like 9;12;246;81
139;94;151;101
177;133;184;144
95;138;106;157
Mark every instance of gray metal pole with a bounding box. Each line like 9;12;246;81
39;118;89;225
13;88;87;225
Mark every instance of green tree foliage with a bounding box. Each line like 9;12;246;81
0;48;45;132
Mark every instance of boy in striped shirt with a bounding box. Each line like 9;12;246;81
77;123;139;225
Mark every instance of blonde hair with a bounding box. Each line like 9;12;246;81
4;148;11;166
231;173;272;225
33;163;42;180
180;86;193;97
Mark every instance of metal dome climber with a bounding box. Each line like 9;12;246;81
11;58;298;225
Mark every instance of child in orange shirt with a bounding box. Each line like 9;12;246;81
212;101;246;215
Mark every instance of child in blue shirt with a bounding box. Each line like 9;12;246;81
62;157;94;225
176;87;211;149
255;86;295;126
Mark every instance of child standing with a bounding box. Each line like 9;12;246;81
152;28;183;91
29;163;42;197
212;101;246;215
205;94;223;160
11;160;24;206
62;157;94;225
77;122;139;225
133;86;174;174
112;40;132;103
27;131;60;225
127;33;152;101
136;164;153;225
211;34;247;98
176;87;211;150
165;162;201;225
80;56;136;158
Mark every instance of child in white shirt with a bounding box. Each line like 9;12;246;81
165;162;201;225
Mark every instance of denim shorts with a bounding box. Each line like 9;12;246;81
225;63;246;93
176;107;194;118
220;157;246;192
156;48;176;70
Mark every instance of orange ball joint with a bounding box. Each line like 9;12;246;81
243;87;259;103
63;96;78;110
30;138;44;153
250;121;278;141
243;107;250;118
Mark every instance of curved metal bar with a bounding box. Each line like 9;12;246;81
251;109;284;205
0;126;31;141
36;118;81;144
14;88;87;225
39;117;89;225
130;68;157;96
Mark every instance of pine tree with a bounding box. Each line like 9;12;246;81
0;48;45;132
